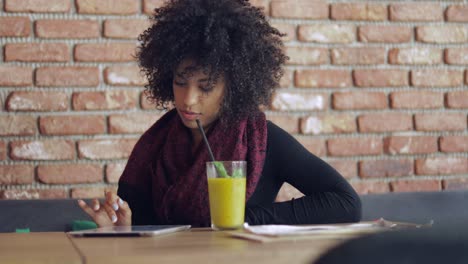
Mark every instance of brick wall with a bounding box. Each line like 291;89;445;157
0;0;467;200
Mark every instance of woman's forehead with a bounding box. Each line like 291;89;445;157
175;58;223;82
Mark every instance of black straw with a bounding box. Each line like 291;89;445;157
196;119;215;161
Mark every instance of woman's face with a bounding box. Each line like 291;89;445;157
173;58;226;131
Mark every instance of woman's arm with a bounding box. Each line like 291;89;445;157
245;122;361;225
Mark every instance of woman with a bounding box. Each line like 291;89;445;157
78;0;361;227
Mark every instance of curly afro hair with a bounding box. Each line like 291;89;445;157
137;0;287;121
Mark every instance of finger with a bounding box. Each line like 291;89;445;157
92;198;100;211
77;200;96;218
116;198;131;217
103;203;118;224
105;190;119;211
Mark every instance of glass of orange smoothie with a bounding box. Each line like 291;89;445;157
206;161;246;230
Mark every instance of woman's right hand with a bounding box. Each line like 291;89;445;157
77;190;132;227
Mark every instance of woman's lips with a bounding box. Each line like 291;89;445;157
180;110;200;121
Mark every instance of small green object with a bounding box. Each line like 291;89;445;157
213;161;230;178
72;220;97;231
231;168;243;178
15;228;30;233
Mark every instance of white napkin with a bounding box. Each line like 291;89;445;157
243;223;377;236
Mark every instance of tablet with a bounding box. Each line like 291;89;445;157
68;225;191;237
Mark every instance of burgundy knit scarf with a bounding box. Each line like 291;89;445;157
124;109;267;227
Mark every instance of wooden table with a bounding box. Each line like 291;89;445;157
0;232;82;264
69;228;354;264
0;229;358;264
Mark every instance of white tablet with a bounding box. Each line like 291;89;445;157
68;225;191;237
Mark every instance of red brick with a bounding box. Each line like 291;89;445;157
7;91;68;112
389;3;443;21
271;23;296;42
5;43;69;62
300;114;356;134
0;165;34;184
327;160;357;179
286;47;328;65
294;136;326;156
4;0;71;13
142;0;165;14
35;20;99;39
440;136;468;153
331;3;387;21
354;69;408;87
358;25;412;43
389;48;442;65
411;69;463;87
271;91;327;111
295;70;352;88
390;91;443;109
275;183;304;202
76;0;138;15
332;92;387;110
446;91;468;109
446;5;468;22
298;25;355;43
415;113;466;131
445;48;468;65
106;163;126;183
390;180;441;193
279;69;293;88
78;139;138;160
271;0;328;19
73;91;138;110
266;114;299;134
104;66;146;86
36;67;99;87
416;25;467;44
352;181;390;194
0;142;6;160
10;140;75;160
109;113;161;134
71;187;116;199
384;136;438;155
0;17;30;37
37;164;102;184
358;113;412;133
40;115;106;135
0;189;67;199
416;157;468;175
0;66;33;87
359;160;413;178
444;179;468;191
331;48;385;65
74;43;136;62
327;138;382;156
0;116;36;136
104;19;149;39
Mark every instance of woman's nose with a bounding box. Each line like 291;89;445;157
183;85;199;106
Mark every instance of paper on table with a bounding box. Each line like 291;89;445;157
242;218;433;237
243;222;378;237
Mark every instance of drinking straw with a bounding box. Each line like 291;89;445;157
196;119;215;162
196;119;229;178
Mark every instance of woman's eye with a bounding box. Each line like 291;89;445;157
200;87;212;94
174;81;186;86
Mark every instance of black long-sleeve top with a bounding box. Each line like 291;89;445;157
118;121;361;225
245;121;361;224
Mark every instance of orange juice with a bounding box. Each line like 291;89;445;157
207;177;246;229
